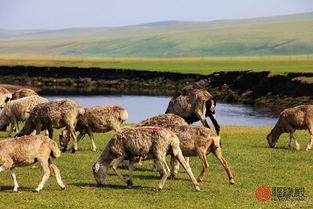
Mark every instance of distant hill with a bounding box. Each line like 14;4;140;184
0;12;312;57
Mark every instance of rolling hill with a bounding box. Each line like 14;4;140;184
0;12;312;57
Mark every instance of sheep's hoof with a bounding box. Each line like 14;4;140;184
60;186;66;190
195;185;201;192
126;179;133;188
229;179;235;184
71;148;76;153
155;187;162;191
197;177;204;183
13;188;19;192
33;189;40;193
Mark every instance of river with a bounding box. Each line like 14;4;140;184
45;95;278;126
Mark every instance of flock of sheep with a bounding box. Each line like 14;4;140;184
0;87;312;192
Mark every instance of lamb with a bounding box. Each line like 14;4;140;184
165;89;220;135
267;105;313;151
137;115;234;184
0;87;12;108
92;126;201;191
0;135;65;192
59;105;128;152
0;96;49;136
16;99;85;153
12;88;38;100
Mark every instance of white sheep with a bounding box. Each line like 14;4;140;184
17;99;84;153
0;96;48;136
59;105;128;151
267;104;313;151
92;126;200;191
0;135;65;192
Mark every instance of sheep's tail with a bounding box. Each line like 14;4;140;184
49;140;61;158
213;135;221;148
120;109;128;122
169;132;181;157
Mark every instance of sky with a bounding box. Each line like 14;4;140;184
0;0;312;30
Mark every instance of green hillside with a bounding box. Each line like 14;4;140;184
0;12;312;57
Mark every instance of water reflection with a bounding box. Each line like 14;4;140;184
45;95;277;126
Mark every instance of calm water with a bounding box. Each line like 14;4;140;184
45;95;278;126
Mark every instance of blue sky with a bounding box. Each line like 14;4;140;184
0;0;312;30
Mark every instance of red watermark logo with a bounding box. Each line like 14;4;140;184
256;186;271;202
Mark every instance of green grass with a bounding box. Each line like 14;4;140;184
0;126;312;209
1;56;313;73
0;12;312;57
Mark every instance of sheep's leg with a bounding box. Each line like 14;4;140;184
12;117;19;134
197;151;209;182
48;160;65;189
86;130;97;152
174;151;201;192
8;123;14;137
112;157;129;185
127;160;135;188
68;128;78;153
155;156;170;191
35;159;51;192
290;132;300;150
10;168;19;192
170;156;179;178
213;147;235;184
47;127;53;139
35;123;43;135
305;129;313;151
0;166;4;172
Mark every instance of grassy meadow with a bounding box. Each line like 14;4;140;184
0;126;312;209
0;56;313;74
0;12;312;57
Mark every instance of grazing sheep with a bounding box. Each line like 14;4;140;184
59;105;128;151
16;99;84;153
0;87;12;108
267;105;313;151
137;113;188;127
0;135;65;192
12;88;38;100
0;96;49;136
92;127;201;192
137;115;234;183
165;89;220;135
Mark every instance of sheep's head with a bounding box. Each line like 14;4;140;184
59;130;70;148
266;132;278;148
92;161;108;185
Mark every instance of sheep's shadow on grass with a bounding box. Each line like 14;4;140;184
70;182;146;190
0;186;35;192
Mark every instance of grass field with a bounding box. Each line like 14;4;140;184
0;56;313;74
0;126;312;209
0;13;312;57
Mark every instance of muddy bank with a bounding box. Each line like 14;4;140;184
0;65;312;107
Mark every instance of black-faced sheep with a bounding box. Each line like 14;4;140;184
92;127;200;191
165;89;220;135
0;135;65;192
267;105;313;151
